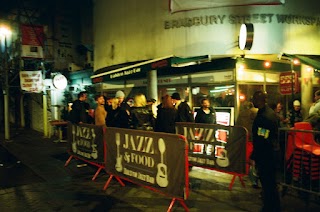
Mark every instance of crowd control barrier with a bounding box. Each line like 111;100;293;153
103;127;190;212
65;123;106;181
280;122;320;200
176;122;249;190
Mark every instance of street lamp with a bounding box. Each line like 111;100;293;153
0;25;12;141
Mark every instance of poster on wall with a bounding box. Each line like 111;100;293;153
19;71;43;93
67;123;105;164
170;0;285;12
279;71;300;95
176;122;247;174
105;127;188;198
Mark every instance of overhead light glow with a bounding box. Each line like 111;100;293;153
293;59;300;65
264;61;271;68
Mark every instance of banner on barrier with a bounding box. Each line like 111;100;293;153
67;123;105;163
176;123;247;174
105;127;187;198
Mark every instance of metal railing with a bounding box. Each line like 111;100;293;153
279;124;320;201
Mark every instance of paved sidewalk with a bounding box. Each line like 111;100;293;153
0;128;319;211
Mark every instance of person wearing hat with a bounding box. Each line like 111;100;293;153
171;92;194;122
105;90;131;128
287;99;303;127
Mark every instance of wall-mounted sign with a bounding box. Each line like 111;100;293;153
21;24;44;58
279;71;300;95
53;74;68;89
20;71;43;93
170;0;285;13
239;23;254;50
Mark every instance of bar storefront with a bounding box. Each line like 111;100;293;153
91;56;319;125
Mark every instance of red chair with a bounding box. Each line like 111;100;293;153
292;122;320;181
294;122;320;156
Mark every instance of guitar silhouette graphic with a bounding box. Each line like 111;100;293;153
216;149;230;167
115;133;123;172
156;138;168;187
72;125;77;153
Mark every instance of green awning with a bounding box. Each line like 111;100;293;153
91;55;211;83
284;54;320;70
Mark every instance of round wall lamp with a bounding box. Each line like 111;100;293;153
52;74;68;89
238;23;254;50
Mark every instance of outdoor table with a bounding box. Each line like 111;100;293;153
50;120;68;143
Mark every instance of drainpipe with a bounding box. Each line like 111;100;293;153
4;36;10;141
42;62;48;138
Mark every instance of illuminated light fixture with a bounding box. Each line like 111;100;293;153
210;88;229;93
0;25;12;37
171;61;197;67
215;85;235;89
264;61;271;68
293;58;300;65
52;74;68;89
306;66;313;72
238;63;245;71
238;23;254;50
239;94;246;101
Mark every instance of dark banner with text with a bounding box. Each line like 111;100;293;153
105;127;188;198
176;123;247;174
67;123;105;164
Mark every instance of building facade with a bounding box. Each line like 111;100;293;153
92;0;320;122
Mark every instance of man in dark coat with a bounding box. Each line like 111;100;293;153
250;91;280;212
195;98;216;124
171;92;194;123
70;91;92;124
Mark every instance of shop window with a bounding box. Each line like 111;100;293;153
191;85;235;108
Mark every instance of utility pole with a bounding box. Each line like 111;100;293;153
4;34;10;141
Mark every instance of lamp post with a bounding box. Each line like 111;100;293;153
0;26;12;141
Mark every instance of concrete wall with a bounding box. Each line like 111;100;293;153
93;0;320;70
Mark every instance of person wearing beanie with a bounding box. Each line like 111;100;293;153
287;99;303;127
171;92;194;122
115;90;125;99
104;90;131;128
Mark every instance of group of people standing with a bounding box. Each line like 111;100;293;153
68;90;217;134
67;88;320;212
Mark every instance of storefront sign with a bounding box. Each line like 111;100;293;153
52;74;68;89
19;71;43;93
279;71;300;95
176;123;247;174
93;57;172;82
67;123;105;163
105;127;187;197
170;0;284;13
21;24;44;58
